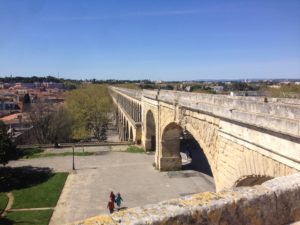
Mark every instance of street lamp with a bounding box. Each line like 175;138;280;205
72;145;75;170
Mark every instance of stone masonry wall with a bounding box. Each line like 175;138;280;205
215;134;298;189
71;173;300;225
142;94;299;190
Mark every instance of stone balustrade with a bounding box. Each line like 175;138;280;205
111;87;142;100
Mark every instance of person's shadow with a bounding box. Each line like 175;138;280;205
117;207;128;211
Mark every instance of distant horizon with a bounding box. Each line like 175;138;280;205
1;74;300;82
0;1;299;80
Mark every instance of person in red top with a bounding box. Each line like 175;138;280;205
110;192;116;202
107;197;114;214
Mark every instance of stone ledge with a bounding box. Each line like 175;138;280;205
70;173;300;225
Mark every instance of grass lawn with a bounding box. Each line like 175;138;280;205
18;147;94;159
4;209;53;225
0;192;8;212
126;145;145;153
12;173;68;209
19;147;44;158
26;151;94;159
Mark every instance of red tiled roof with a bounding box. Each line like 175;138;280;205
0;113;22;122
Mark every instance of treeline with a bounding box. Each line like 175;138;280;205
0;76;154;85
0;76;64;83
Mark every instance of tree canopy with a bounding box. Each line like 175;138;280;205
65;85;112;141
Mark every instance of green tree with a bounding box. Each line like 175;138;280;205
0;121;16;165
65;85;112;141
48;107;73;144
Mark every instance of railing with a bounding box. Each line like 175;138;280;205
110;87;142;100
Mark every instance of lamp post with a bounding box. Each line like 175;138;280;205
72;145;75;170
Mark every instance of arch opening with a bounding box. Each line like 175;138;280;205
129;127;133;141
146;110;156;151
125;120;129;141
161;122;213;177
180;130;213;177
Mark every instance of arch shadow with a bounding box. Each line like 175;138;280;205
146;110;156;151
161;122;213;177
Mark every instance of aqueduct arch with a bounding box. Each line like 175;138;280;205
145;110;156;151
129;127;133;141
160;122;214;178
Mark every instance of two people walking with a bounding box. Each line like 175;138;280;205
107;191;123;214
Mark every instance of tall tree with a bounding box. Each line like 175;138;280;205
0;121;15;165
27;102;73;144
48;107;73;144
65;85;112;141
28;102;53;143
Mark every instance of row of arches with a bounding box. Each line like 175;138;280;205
116;94;142;122
116;107;134;141
145;110;213;176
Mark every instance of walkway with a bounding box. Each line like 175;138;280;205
8;148;215;224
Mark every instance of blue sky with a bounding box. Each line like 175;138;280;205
0;0;299;80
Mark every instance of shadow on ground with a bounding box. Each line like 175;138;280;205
0;166;53;192
0;217;13;225
117;207;128;212
10;148;44;160
94;151;111;156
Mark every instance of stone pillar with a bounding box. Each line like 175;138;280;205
135;125;142;144
159;156;182;171
131;101;134;119
138;105;141;122
145;138;152;150
158;138;182;171
134;103;137;122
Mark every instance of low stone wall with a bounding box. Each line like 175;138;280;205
70;173;300;225
111;87;142;100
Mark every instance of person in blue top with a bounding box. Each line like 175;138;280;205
115;192;123;211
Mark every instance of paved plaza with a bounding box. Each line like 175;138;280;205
8;146;215;224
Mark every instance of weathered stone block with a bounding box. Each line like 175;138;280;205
262;173;300;223
159;157;182;171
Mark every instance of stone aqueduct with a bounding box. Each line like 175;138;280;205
110;87;300;191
